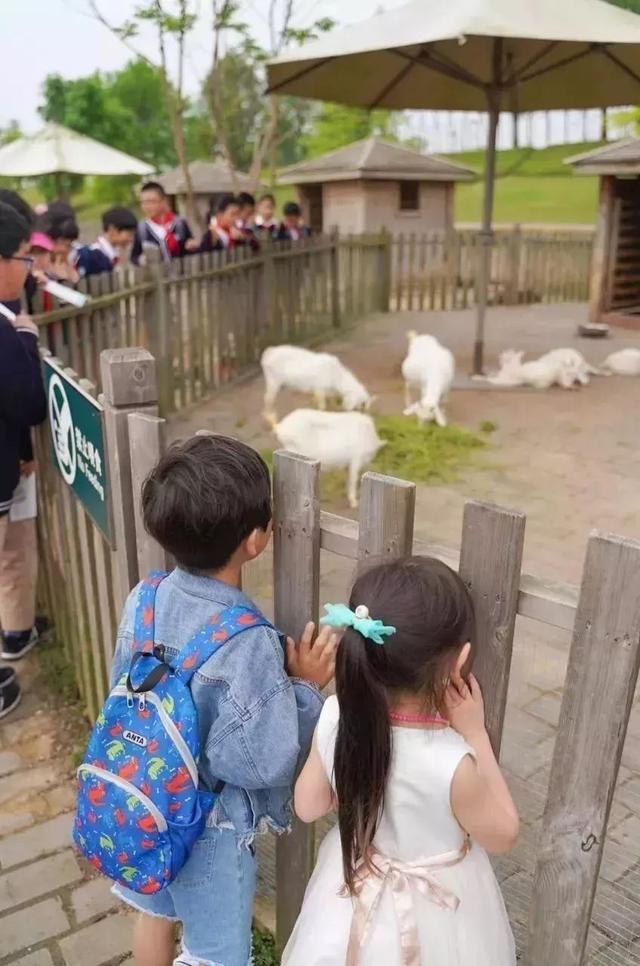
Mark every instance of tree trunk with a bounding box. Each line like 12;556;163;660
512;111;519;149
601;108;608;143
249;96;280;192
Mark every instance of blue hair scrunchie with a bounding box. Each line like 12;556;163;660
320;603;396;645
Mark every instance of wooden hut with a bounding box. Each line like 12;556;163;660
567;139;640;328
277;137;474;235
157;159;261;227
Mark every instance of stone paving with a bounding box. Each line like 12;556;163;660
0;654;134;966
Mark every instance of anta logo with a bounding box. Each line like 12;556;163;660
123;730;147;748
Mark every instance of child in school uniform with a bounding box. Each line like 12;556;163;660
199;194;259;253
131;182;197;265
284;556;518;966
278;201;311;242
255;193;279;237
74;207;137;279
110;435;337;966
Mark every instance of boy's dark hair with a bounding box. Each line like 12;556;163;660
47;200;75;224
216;193;238;214
283;201;301;217
259;193;276;205
48;217;79;241
0;190;35;228
141;181;167;198
237;192;255;208
102;206;137;232
0;201;31;259
142;435;272;572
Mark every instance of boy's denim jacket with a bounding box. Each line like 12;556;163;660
110;568;324;847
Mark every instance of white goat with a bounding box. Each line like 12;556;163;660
487;348;586;390
601;348;640;375
270;409;384;508
261;345;371;420
401;332;455;427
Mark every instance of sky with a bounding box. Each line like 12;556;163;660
0;0;629;153
0;0;396;131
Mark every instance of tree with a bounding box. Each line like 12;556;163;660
605;0;640;8
301;103;401;158
88;0;199;221
88;1;334;196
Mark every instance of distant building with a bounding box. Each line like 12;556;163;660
277;137;475;235
567;139;640;328
157;159;262;227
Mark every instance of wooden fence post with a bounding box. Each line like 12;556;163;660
357;472;416;565
273;450;321;954
507;223;523;305
149;262;172;415
127;412;170;577
330;229;341;328
526;531;640;966
101;348;158;610
458;501;526;755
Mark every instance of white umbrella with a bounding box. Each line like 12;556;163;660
0;123;154;178
267;0;640;372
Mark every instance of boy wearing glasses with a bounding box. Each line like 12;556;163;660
0;202;47;717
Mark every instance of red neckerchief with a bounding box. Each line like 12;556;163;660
151;211;180;257
211;219;235;249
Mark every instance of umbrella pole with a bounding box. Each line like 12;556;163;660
473;95;499;375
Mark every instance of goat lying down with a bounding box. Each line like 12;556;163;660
485;348;600;390
601;348;640;375
261;345;371;420
402;332;455;426
269;409;384;508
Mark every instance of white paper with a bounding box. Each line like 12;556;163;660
44;279;90;308
10;474;37;522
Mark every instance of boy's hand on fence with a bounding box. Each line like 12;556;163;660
185;238;199;252
444;672;486;744
287;622;339;690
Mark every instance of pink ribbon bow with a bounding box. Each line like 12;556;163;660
346;838;470;966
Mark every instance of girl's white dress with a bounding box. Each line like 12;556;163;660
283;696;516;966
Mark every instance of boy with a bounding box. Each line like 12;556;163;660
255;193;279;237
75;206;137;278
199;194;259;253
131;181;197;265
0;202;47;714
236;191;256;231
110;435;334;966
278;200;311;241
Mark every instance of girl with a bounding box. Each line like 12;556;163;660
284;556;518;966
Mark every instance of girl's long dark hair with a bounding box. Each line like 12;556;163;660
334;556;475;895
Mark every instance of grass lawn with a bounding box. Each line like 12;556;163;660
447;141;601;224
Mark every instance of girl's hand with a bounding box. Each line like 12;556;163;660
287;622;339;690
444;672;486;744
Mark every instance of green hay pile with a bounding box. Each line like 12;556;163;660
262;415;487;505
372;415;485;485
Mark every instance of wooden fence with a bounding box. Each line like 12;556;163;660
391;227;594;311
36;346;640;964
33;234;388;416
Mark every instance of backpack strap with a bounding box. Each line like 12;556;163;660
171;605;273;685
132;571;169;655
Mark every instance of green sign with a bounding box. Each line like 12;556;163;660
45;359;112;542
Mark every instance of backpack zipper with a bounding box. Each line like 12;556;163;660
111;686;199;790
78;763;168;832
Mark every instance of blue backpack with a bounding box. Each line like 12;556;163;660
73;571;271;895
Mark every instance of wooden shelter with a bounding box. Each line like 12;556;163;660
278;138;474;235
567;139;640;328
157;159;261;227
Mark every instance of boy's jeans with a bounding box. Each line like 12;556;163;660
113;826;256;966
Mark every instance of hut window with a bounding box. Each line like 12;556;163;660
399;182;420;212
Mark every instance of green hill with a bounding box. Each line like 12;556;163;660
447;141;602;225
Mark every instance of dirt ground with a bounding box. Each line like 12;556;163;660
169;301;640;585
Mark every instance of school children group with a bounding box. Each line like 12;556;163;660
22;182;310;300
0;190;520;965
